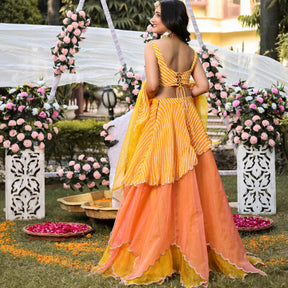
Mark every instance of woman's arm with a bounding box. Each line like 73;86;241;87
144;42;160;98
191;58;209;97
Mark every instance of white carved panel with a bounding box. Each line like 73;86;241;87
5;148;45;220
237;145;276;214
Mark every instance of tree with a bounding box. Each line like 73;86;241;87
0;0;42;24
238;0;288;60
48;0;61;25
60;0;154;31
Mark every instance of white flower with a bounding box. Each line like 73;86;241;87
62;104;67;109
32;108;38;115
258;107;265;114
53;102;60;110
225;102;233;111
262;103;268;108
44;102;51;109
9;88;17;94
272;103;277;109
37;80;45;86
234;87;241;93
245;96;253;101
0;104;5;111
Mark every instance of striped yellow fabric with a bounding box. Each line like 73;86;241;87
123;96;212;186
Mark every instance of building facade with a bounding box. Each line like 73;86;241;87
189;0;259;53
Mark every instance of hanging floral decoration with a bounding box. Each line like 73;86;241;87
116;64;142;108
197;45;231;116
0;83;65;155
58;154;110;191
51;10;90;76
226;81;287;149
100;123;119;148
140;24;159;43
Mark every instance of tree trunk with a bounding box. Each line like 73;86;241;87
260;0;281;60
48;0;60;25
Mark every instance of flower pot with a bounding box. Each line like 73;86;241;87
5;147;45;220
237;144;276;214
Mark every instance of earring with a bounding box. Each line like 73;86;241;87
162;31;171;38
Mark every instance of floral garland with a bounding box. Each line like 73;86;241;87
100;123;119;148
0;83;65;155
226;81;287;149
51;10;90;76
116;64;142;108
140;24;159;43
58;154;110;191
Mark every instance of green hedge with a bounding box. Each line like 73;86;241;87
45;119;107;166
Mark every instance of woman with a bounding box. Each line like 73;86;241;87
92;1;266;287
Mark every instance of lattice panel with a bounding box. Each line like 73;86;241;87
237;145;276;215
5;148;45;220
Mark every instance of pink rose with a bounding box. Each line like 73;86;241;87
5;102;14;109
3;140;10;148
122;84;129;91
236;110;241;116
211;60;218;67
241;132;249;140
69;48;76;55
103;123;110;130
79;11;86;18
74;183;82;189
208;72;214;77
37;87;45;94
69;160;75;166
34;121;42;128
38;133;45;141
62;48;68;55
67;10;73;17
102;167;110;174
88;182;96;188
70;68;76;73
17;133;25;141
47;118;53;124
234;136;240;144
126;72;133;78
18;105;26;112
68;59;74;65
58;169;64;177
23;139;32;147
52;111;59;118
63;36;70;44
279;105;285;112
235;126;242;133
256;97;263;103
63;183;70;189
244;120;252;126
87;157;94;162
31;131;38;139
82;28;88;33
0;124;6;129
63;18;69;25
220;91;227;99
47;133;52;140
143;32;148;39
59;54;66;62
93;162;100;169
79;174;86;181
261;133;268;140
100;157;108;163
202;62;209;69
233;81;239;86
11;143;19;153
74;164;81;171
262;120;269;126
78;21;84;27
253;124;261;132
60;65;66;71
249;104;257;109
16;118;25;125
223;111;227;117
93;171;101;179
233;100;240;107
100;131;107;137
202;53;209;59
268;139;275;147
0;135;3;143
215;100;221;106
53;127;59;134
273;119;279;125
38;142;45;150
74;29;81;36
43;123;48;129
252;115;260;122
271;88;278;94
135;73;141;81
57;40;62;47
54;69;61;75
66;171;73;179
78;154;85;160
250;136;258;144
71;14;77;21
83;164;91;171
20;92;28;97
72;37;77;45
208;49;215;55
71;22;78;29
125;97;131;103
102;180;109;186
60;31;66;38
132;88;139;95
209;93;216;99
8;120;16;126
242;84;248;89
214;83;221;90
267;125;274;131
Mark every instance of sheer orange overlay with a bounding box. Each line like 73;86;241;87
91;42;266;287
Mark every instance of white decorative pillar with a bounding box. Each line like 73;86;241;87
237;145;276;215
5;147;45;220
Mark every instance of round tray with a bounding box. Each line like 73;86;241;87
233;214;274;232
81;201;118;220
23;222;93;241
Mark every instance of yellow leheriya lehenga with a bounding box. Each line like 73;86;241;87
91;41;266;287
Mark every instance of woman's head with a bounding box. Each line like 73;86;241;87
152;0;190;44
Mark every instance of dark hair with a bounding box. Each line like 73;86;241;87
160;0;190;44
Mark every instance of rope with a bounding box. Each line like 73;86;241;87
100;0;125;66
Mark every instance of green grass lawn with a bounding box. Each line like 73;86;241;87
0;175;287;288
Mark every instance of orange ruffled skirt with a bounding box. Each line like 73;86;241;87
91;97;266;287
